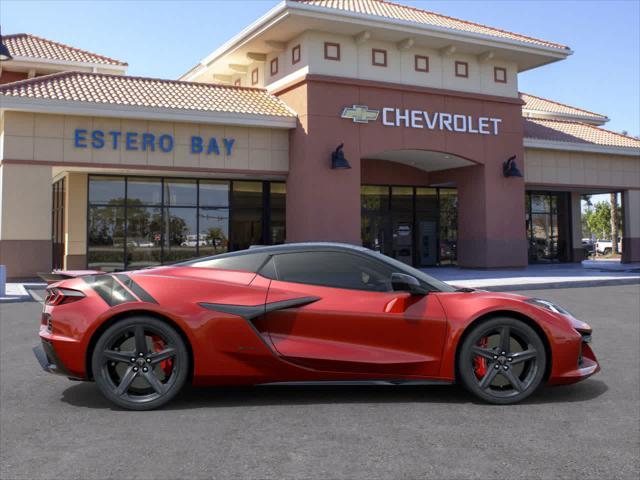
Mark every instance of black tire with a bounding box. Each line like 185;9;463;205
92;316;189;410
603;248;612;256
458;317;546;405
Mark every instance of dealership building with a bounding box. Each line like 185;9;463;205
1;0;639;279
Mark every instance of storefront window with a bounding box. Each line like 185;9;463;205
87;176;284;271
362;186;390;255
126;206;162;269
200;180;230;207
88;206;125;271
438;189;458;265
164;179;197;207
361;185;457;267
230;181;263;251
127;177;162;205
415;188;438;266
269;183;286;245
199;208;229;257
163;207;198;263
526;192;570;263
89;176;125;205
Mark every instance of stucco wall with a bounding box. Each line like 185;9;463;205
1;111;289;173
524;148;640;189
198;30;518;98
277;75;527;267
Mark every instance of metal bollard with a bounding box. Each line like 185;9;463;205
0;265;6;297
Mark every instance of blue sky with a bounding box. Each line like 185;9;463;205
2;0;639;136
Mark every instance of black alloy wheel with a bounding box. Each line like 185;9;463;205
92;316;189;410
458;317;546;404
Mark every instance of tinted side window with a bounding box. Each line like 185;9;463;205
190;252;269;272
273;251;394;292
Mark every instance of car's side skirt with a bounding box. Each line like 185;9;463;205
256;380;453;386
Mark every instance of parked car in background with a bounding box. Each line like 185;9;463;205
181;234;209;247
595;238;622;255
581;238;595;257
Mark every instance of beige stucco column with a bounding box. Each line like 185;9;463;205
570;192;584;262
622;189;640;263
0;163;53;278
64;172;88;269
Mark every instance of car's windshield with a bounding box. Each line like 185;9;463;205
365;250;457;292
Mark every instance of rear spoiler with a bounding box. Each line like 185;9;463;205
38;270;104;285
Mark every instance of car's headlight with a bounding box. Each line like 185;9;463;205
525;298;572;316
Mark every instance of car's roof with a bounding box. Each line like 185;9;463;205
178;242;370;266
246;242;369;254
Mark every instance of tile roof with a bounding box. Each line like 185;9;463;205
0;71;297;118
520;93;608;121
292;0;569;50
523;118;640;149
3;33;127;67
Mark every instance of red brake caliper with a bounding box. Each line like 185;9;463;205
474;336;488;378
151;335;173;377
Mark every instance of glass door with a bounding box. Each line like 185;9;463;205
51;178;66;270
526;192;570;263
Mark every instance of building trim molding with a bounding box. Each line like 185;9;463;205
0;159;289;178
524;139;640;157
272;73;525;105
0;96;297;129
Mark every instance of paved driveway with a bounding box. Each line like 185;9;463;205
1;285;639;479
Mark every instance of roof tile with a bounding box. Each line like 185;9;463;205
293;0;568;50
523;118;640;149
3;33;127;66
0;71;296;118
520;93;607;120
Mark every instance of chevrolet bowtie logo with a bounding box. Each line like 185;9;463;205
341;105;380;124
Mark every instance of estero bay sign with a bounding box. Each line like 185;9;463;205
341;105;503;135
74;129;236;155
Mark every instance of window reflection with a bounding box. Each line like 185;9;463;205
126;207;162;268
163;208;198;263
164;180;197;207
128;177;162;205
88;206;125;271
200;180;230;207
87;176;284;271
199;208;229;256
89;176;125;205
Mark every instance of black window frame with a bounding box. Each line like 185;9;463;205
86;174;285;271
268;249;398;293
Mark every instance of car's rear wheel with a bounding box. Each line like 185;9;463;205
92;316;189;410
458;317;546;404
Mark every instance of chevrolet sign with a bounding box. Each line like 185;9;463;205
340;104;502;135
341;105;380;123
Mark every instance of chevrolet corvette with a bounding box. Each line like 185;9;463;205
34;243;599;410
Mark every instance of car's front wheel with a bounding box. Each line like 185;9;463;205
92;316;189;410
458;317;546;404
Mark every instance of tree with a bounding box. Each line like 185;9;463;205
584;201;612;240
610;193;619;254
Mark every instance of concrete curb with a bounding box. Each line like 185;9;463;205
473;278;640;292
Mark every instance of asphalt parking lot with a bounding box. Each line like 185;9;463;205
1;284;639;480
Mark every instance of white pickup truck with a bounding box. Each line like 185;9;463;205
595;238;622;255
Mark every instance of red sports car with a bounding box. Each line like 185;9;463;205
34;243;599;410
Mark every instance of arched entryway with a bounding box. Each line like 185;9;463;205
360;150;476;267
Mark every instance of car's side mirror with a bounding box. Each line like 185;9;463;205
391;272;428;295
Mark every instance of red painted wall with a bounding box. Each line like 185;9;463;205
276;75;527;268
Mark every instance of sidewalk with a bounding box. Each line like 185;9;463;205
423;262;640;291
0;283;46;303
